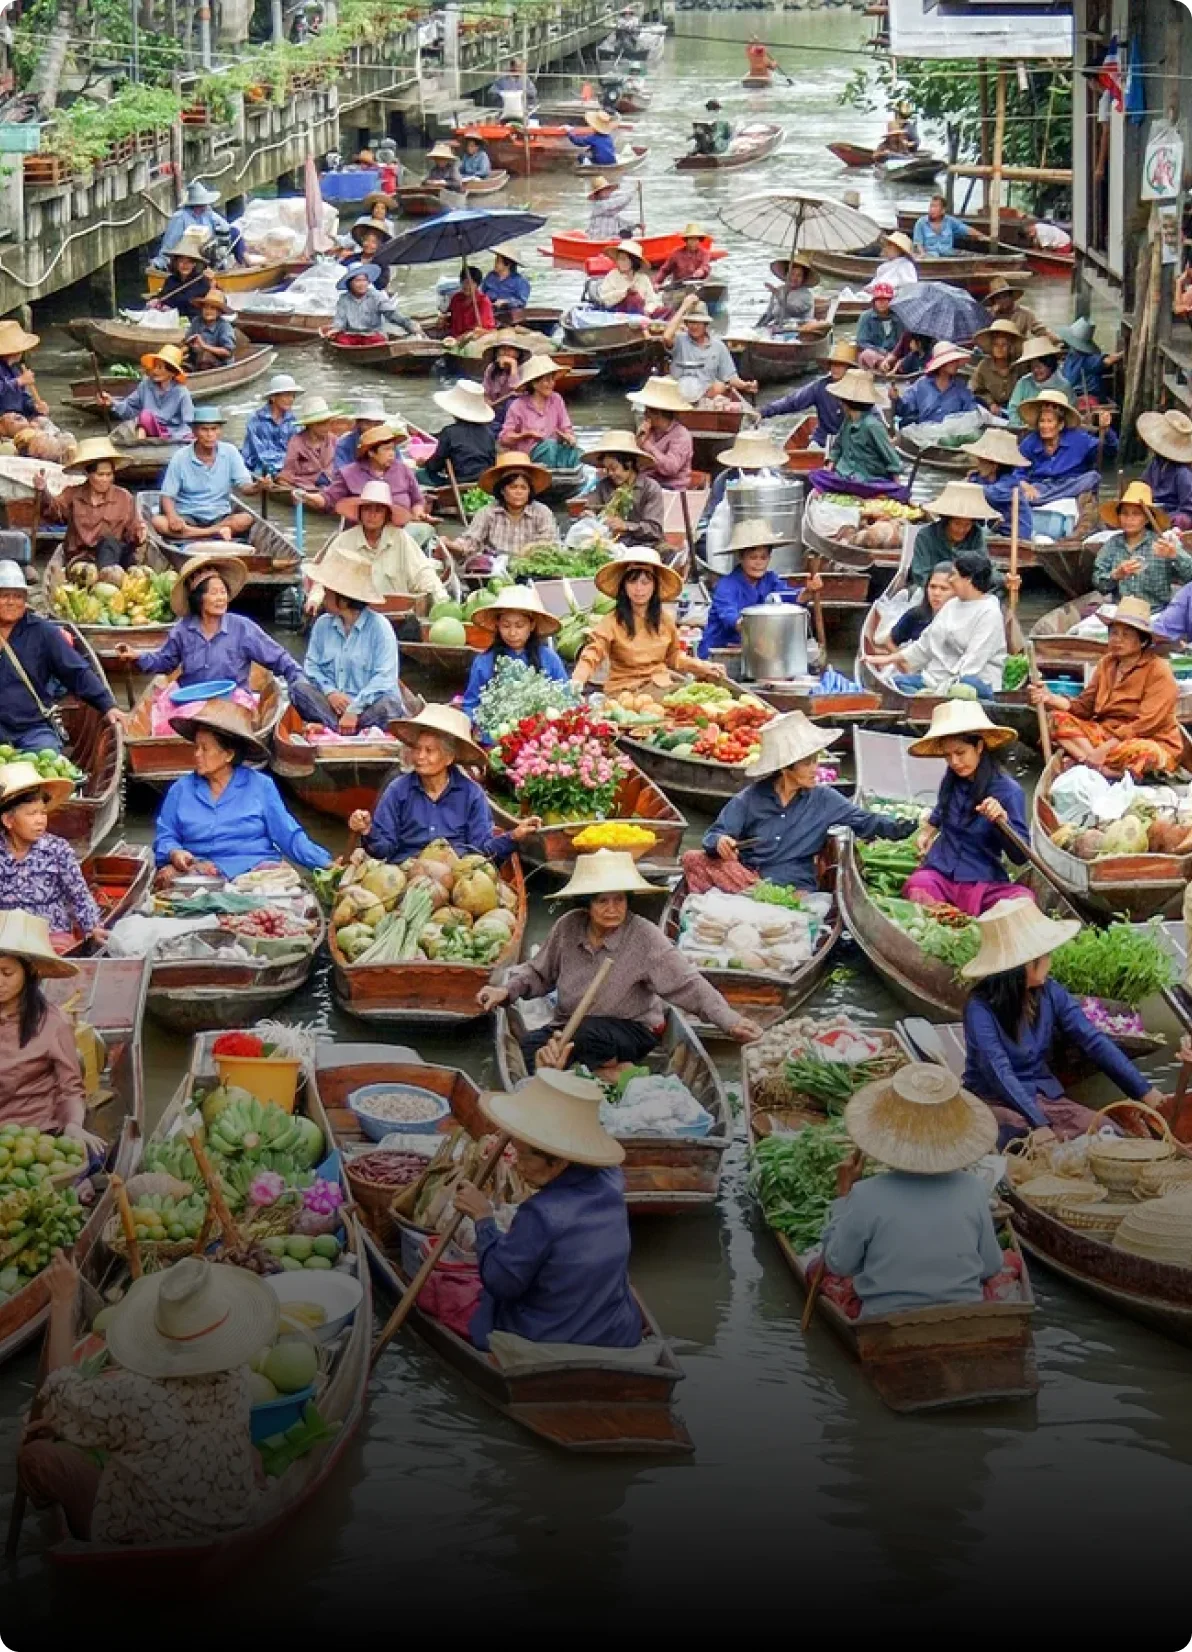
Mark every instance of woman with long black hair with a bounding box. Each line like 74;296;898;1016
0;909;98;1149
570;548;725;697
902;701;1033;915
462;587;570;728
888;561;955;650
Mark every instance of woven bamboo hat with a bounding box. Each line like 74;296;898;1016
924;341;971;375
0;320;39;355
140;342;188;380
1016;335;1062;369
827;339;859;368
680;222;705;239
627;376;692;414
593;545;682;603
194;286;230;313
1138;409;1192;465
682;302;714;326
845;1065;997;1175
1058;316;1099;356
985;273;1029;299
582;429;654;468
516;354;563;390
923;480;1001;522
356;422;408;456
973;319;1025;357
169;696;269;759
585;108;620;134
427;142;457;162
960;896;1080;980
729;517;791;555
0;908;78;979
770;253;814;281
169;228;212;264
745;710;842;779
908;700;1017;758
965;428;1027;469
881;231;915;258
350;215;387;246
481;330;534;366
716;430;789;470
432;379;495;424
0;757;74;812
1100;481;1169;533
488;241;526;266
70;437;130;473
586;174;614;198
1095;594;1157;638
106;1258;278;1379
478;450;550;498
1112;1190;1192;1267
390;703;486;768
480;1070;625;1168
171;551;247;617
827;368;879;408
294;395;347;429
552;848;667;903
1018;388;1080;430
471;584;560;638
336;479;405;525
301;543;384;607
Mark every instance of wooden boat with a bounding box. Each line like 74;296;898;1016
553;335;664;389
659;277;728;310
233;308;332;346
124;667;284;787
43;540;173;673
64;842;155;955
618;729;754;815
455;123;581;176
893;204;1075;279
394;170;510;215
486;763;687;877
49;627;125;859
800;492;909;573
146;887;325;1031
828;140;889;167
1031;537;1099;600
660;874;843;1035
397;621;484;691
269;701;408;822
51;1033;371;1567
894;428;978;475
1029;595;1108;672
0;957;148;1369
315;1044;692;1451
549;229;713;266
66;340;277;415
318;328;445;375
726;330;834;386
66;316;188;362
809;247;1030;298
882;155;945;186
329;857;527;1026
496;1006;730;1214
573;145;649;179
137;491;301;597
145;259;292;295
675;122;784;171
742;72;774;88
105;440;180;486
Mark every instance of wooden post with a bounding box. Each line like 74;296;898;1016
989;65;1007;244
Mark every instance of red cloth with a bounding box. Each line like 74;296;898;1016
417;1255;484;1338
447;288;495;336
680;848;760;894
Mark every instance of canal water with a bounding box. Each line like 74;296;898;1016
4;14;1189;1645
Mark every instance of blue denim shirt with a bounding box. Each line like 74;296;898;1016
242;406;301;477
481;270;531;309
912;213;972;256
363;766;513;864
154;766;333;877
305;606;399;712
703;778;917;890
923;769;1027;885
135;611;302;689
0;612;114;740
0;360;37;417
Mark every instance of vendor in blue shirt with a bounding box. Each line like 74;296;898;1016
912;195;978;257
0;318;46;417
183;288;237;371
965;426;1033;539
462;586;569;729
901;701;1032;915
699;710;916;891
481;244;531;324
568;108;620;167
0;560;119;754
1057;316;1121;404
760;340;856;446
697;517;814;658
1140;409;1192;531
347;703;540;862
892;341;977;427
154;406;254;540
459;135;492;180
960;898;1166;1145
290;542;406;734
241;372;303;479
153;179;244;268
155;698;332;882
1018;390;1116;537
453;1070;642;1354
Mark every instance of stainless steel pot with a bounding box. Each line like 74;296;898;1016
739;603;809;682
725;474;804;572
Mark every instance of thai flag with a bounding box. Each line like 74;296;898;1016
1098;34;1124;112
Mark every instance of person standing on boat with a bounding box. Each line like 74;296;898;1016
901;701;1033;915
459;134;492;180
585;174;640;242
854;285;901;371
819;1066;1003;1318
1017;391;1115;537
569;109;621;168
661;297;757;404
421;143;466;208
347;704;539;862
969;320;1024;416
746;37;779;80
1005;337;1073;428
808;369;906;500
155;699;332;882
758;255;818;331
891;342;976;427
960;898;1166;1144
422;380;497;488
98;343;195;444
0;911;95;1144
308;425;436;549
154;408;254;542
462;586;569;728
445;453;559;566
148;231;214;321
451;1070;642;1355
868;551;1006;700
697;712;916;893
906;482;1001;593
477;850;759;1068
697;518;810;658
0;319;46;417
330;263;421;344
183;288;236;371
293;543;405;735
240;373;303;481
277;397;346;494
0;562;119;755
629;376;694;490
912;196;979;257
581;431;667;546
1057;317;1121;406
703;101;733;155
153;179;243;268
0;765;103;944
324;481;450;607
964;428;1034;539
34;439;145;572
1138;410;1192;531
1092;482;1191;610
888;562;955;648
571;547;725;697
760;340;856;446
497;357;584;470
655;226;712;290
490;58;537;113
481;245;531;326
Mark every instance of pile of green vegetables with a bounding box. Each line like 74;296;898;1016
750;1127;853;1250
1002;655;1029;691
874;895;981;971
856;838;921;898
1050;919;1177;1008
783;1051;897;1113
555;593;617;663
508;542;611;578
473;656;579;739
460;486;493;514
751;881;804;910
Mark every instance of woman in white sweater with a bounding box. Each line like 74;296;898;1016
869;551;1006;699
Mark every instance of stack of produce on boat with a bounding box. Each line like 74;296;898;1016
49;562;178;627
901;412;985;454
328;842;520;965
110;863;321;965
751;1121;859;1250
553;594;618;664
490;706;630;823
570;822;658;853
815;494;924;554
0;748;83;786
746;1015;907;1127
674;885;830;974
473;655;579;742
624;683;775;765
597;1067;714;1138
1045;766;1192;861
425;575;516;646
507;540;613;579
0;1126;88;1303
399;1126;528;1255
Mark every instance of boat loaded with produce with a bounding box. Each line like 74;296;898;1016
615;681;780;813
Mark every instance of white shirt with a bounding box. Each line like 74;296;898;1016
867;257;918;293
1033;222;1072;251
899;592;1007;692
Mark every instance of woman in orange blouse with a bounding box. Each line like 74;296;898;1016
571;547;725;697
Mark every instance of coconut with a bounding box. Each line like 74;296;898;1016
406;873;449;911
1101;814;1149;856
1072;828;1107;861
454;869;500;917
360;862;407;907
1148;817;1188;855
498;882;518;911
414;856;455;889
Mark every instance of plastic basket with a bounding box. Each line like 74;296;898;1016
214;1054;302;1112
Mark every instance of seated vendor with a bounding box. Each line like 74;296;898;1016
571;547;725;698
590;241;657;317
1029;596;1182;776
154;408;253;541
961;898;1166;1143
629;376;694;491
854;284;901;371
1018;390;1116;538
148;230;213;321
1006;337;1074;428
867;231;918;294
99;344;194;444
462;586;568;727
443;266;495;343
347;704;538;863
892;342;975;427
423;379;496;487
696;712;916;892
155;698;332;881
569;109;621;169
327;480;449;605
497;357;583;470
906;481;999;594
868;551;1006;701
969;320;1023;417
34;439;145;572
0;765;104;946
656;225;712;291
0;561;119;755
331;262;419;342
662;296;756;405
445;453;558;567
481;334;532;434
480;245;530;326
758;254;817;332
460;135;493;181
761;341;855;448
1139;410;1192;532
0;318;47;418
452;1070;643;1354
278;396;345;493
582;431;667;546
240;373;303;481
807;368;906;501
902;701;1032;915
912;195;978;257
422;142;465;207
1092;482;1191;610
183;288;236;371
0;910;93;1145
342;217;391;290
292;543;405;735
1057;317;1120;404
697;517;808;657
965;427;1033;540
307;424;435;549
821;1065;1003;1319
477;849;760;1068
888;561;954;648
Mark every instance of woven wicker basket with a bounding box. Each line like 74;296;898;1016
1052;1198;1136;1239
1087;1101;1176;1193
345;1153;425;1239
104;1214;221;1270
1112;1190;1192;1267
1135;1160;1192;1201
1016;1174;1106;1214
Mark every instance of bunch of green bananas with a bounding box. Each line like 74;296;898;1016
207;1096;323;1169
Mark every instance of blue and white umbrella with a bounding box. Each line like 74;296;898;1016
890;282;991;345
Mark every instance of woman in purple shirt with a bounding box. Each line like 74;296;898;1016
0;763;102;943
1139;409;1192;531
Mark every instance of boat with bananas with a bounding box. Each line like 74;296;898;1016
124;666;285;789
43;626;125;859
65;340;277;416
136;492;301;599
269;689;421;823
43;543;175;673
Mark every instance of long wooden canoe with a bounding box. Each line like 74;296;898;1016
145;259;292;295
43;541;173;674
270;700;411;823
124;666;284;787
726;331;834;387
394;169;510;215
487;763;687;878
675;123;784;171
319;329;445;374
137;491;301;597
329;857;527;1026
801;491;910;574
553;334;665;389
1030;536;1099;601
50;627;125;859
315;1043;692;1452
233;308;333;346
66;316;188;362
62;842;155;956
0;957;148;1369
809;247;1030;297
397;620;485;692
573;144;649;178
66;340;277;415
495;1006;730;1215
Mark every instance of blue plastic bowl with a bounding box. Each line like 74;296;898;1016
348;1081;450;1142
169;679;237;705
250;1381;316;1444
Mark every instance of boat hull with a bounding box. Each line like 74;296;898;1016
675;123;784;171
727;331;833;386
269;702;408;822
67;343;276;414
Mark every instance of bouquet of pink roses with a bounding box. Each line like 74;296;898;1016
495;708;630;821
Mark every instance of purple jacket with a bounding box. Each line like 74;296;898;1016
1143;455;1192;520
323;458;424;516
135;612;303;690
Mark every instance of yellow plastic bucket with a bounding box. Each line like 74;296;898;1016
214;1055;302;1112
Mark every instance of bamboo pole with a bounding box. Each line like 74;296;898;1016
989;66;1007;243
947;163;1073;184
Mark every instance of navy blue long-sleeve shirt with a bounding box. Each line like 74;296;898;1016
703;778;917;890
363;766;513;864
761;374;844;446
0;612;114;742
923;769;1027;886
0;360;38;417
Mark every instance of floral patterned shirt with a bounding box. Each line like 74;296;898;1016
0;831;100;936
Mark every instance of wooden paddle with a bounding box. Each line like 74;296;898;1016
111;1174;142;1280
89;352;113;431
805;551;827;655
445;457;470;528
368;955;614;1370
1025;639;1053;765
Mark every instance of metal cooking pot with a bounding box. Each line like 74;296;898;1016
739;603;809;683
725;473;804;573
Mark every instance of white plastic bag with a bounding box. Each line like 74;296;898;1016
1050;764;1134;827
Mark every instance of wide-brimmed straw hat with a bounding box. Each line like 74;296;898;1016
194;287;230;313
923;480;1000;523
627;375;692;414
680;222;705;240
827;367;879;408
516;355;563;391
169;229;212;265
0;758;74;812
965;428;1027;470
612;239;646;268
1018;388;1080;430
586;174;615;198
301;543;383;607
488;241;526;266
744;710;842;779
140;343;188;381
729;517;790;556
594;545;682;603
924;341;971;375
169;696;269;759
433;379;494;424
908;701;1017;758
1138;409;1192;465
481;330;534;366
427;142;457;162
391;703;486;768
478;450;550;498
1058;316;1100;356
827;340;859;368
585;108;619;133
356;422;407;456
0;320;40;355
583;429;654;468
552;848;667;904
480;1070;624;1168
471;584;560;638
985;274;1029;300
336;479;404;525
70;436;129;473
349;215;387;246
1016;335;1062;369
973;319;1024;357
294;395;346;429
881;231;915;258
106;1257;278;1380
960;895;1080;980
1100;480;1169;533
845;1065;997;1175
337;260;381;292
770;254;814;281
716;430;789;470
1096;594;1158;638
682;302;714;326
0;908;78;979
171;551;247;617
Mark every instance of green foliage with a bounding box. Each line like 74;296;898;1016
41;84;182;172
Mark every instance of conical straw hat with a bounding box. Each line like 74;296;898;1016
1112;1190;1192;1267
965;428;1027;470
300;543;383;607
960;897;1080;980
551;849;667;902
972;319;1025;357
470;584;560;637
593;545;682;603
582;429;654;467
389;703;486;768
744;711;842;779
169;696;269;759
627;376;692;414
432;379;495;424
729;517;791;555
0;908;79;979
827;368;879;408
171;552;247;616
845;1064;998;1175
1099;481;1169;533
716;430;789;470
0;757;74;811
1018;388;1081;430
907;700;1017;759
480;1070;625;1167
70;437;130;472
106;1258;278;1379
923;481;1001;522
1138;409;1192;465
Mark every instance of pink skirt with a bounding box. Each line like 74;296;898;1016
902;869;1034;916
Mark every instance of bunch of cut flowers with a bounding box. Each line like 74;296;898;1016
473;656;579;741
493;707;630;821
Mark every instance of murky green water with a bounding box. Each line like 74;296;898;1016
4;15;1190;1642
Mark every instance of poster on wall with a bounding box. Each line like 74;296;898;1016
1143;125;1184;202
